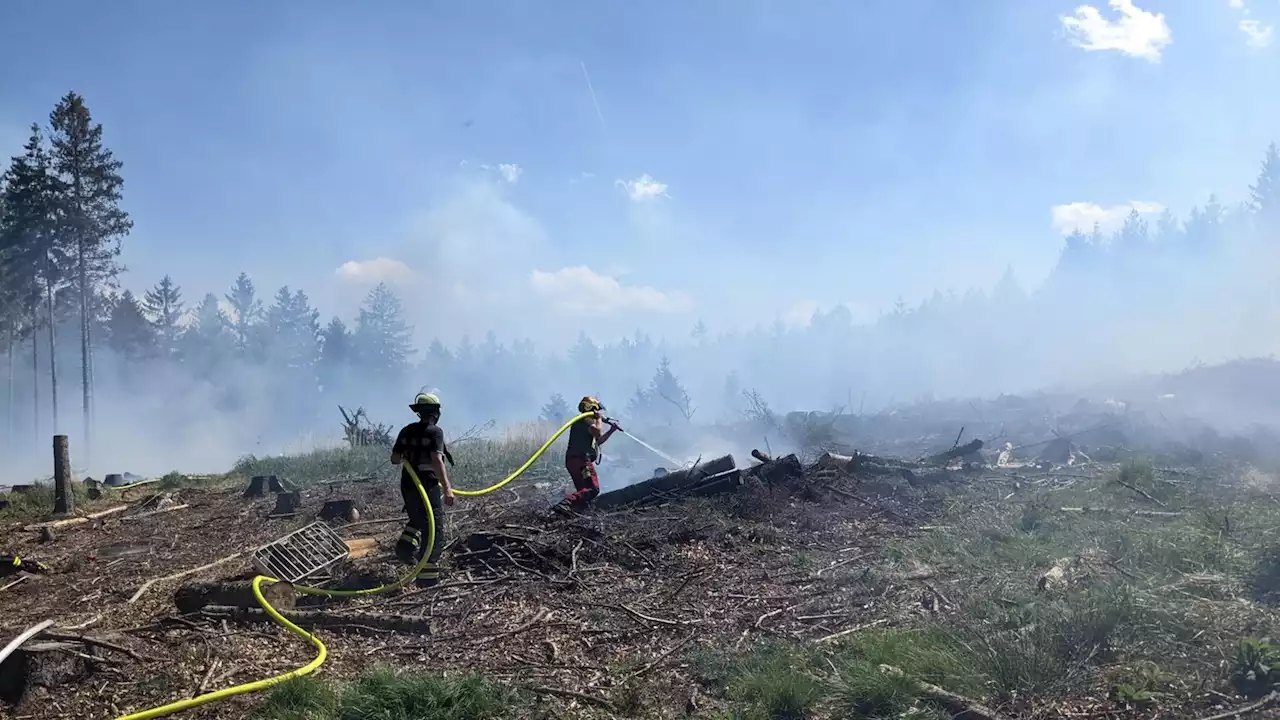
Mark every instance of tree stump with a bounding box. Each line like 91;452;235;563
244;476;269;498
174;580;296;614
0;646;93;707
271;492;301;515
53;435;73;516
320;499;358;522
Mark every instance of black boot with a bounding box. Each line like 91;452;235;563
414;561;440;587
395;526;422;565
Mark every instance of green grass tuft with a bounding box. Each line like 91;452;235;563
254;667;513;720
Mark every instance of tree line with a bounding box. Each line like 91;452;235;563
3;92;1279;471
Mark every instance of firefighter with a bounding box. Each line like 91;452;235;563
554;396;621;514
390;392;455;587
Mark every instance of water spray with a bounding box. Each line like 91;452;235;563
608;421;684;467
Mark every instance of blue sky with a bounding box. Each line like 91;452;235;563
0;0;1277;347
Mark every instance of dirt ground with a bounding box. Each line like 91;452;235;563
3;455;1279;720
0;466;943;720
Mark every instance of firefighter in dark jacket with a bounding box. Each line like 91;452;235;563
390;392;455;587
554;396;620;513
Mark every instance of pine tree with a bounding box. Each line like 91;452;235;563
0;125;68;430
353;282;414;376
225;271;263;357
318;317;352;394
49;92;131;447
691;320;708;344
1249;142;1280;231
540;393;570;423
105;290;156;362
628;356;694;424
179;292;231;378
142;275;184;356
264;286;320;375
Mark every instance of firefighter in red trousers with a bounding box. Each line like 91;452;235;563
553;396;620;514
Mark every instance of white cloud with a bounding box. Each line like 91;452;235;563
334;257;415;284
529;266;692;314
498;163;523;184
1228;0;1274;48
1050;200;1164;236
1060;0;1172;62
1240;19;1274;48
615;173;670;202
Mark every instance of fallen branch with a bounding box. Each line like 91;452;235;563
0;576;29;592
128;550;247;604
815;618;889;644
0;619;55;666
620;603;690;627
1194;691;1280;720
1114;479;1166;507
523;684;615;711
878;664;1010;720
40;631;144;662
627;634;696;680
201;605;434;634
26;505;128;530
475;608;549;644
197;658;222;694
126;503;191;521
1060;507;1182;517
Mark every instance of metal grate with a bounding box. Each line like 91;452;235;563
251;521;350;583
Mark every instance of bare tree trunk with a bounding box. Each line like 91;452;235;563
78;249;91;460
6;325;14;450
44;274;59;433
31;328;39;438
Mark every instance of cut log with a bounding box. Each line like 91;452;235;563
754;454;804;485
924;439;985;466
201;604;433;634
1037;437;1073;464
344;538;377;559
174;580;296;614
816;452;857;472
680;471;745;498
594;455;738;509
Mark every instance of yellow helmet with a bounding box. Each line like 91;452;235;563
578;396;604;413
411;392;441;410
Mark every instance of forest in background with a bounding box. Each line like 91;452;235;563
2;92;1280;476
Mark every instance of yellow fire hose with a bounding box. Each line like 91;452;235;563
114;412;594;720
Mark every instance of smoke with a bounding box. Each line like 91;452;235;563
5;1;1280;486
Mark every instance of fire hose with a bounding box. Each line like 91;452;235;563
113;411;596;720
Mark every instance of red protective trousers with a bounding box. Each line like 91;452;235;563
563;454;600;508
